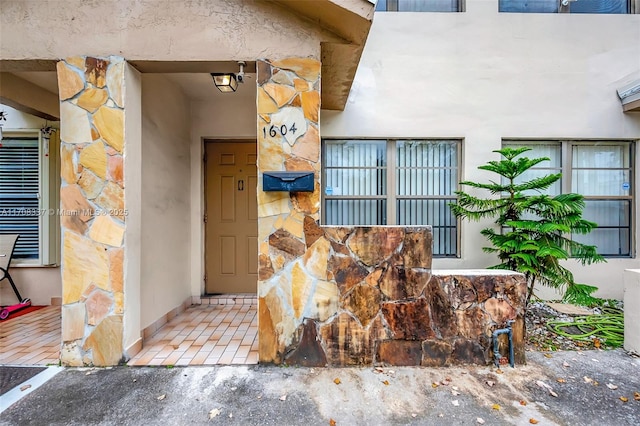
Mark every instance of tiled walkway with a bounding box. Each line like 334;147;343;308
0;302;257;367
0;306;61;366
129;303;258;366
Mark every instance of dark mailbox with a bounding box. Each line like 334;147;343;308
263;171;314;192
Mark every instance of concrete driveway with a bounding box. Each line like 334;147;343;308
1;349;638;425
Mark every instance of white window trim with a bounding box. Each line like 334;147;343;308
503;139;635;258
1;129;60;267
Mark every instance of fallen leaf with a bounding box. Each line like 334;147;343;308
172;345;180;349
411;414;417;418
157;394;166;401
334;378;341;385
279;395;287;401
634;392;640;401
492;404;501;410
452;386;459;391
438;413;444;417
529;419;539;424
519;400;527;406
20;384;31;391
85;372;92;376
208;408;221;419
451;400;459;407
536;380;549;389
620;396;629;402
563;362;570;368
544;353;552;358
536;380;557;397
382;380;389;386
256;394;262;399
388;370;395;376
451;390;461;396
594;339;601;349
329;419;336;426
557;378;566;383
432;383;439;388
477;418;485;425
486;380;495;387
229;413;233;418
583;376;593;384
133;379;137;383
591;358;600;362
607;383;619;390
496;368;503;374
374;367;384;373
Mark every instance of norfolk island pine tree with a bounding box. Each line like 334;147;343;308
449;147;605;306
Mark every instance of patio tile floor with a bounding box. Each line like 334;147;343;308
0;302;257;367
0;306;61;366
129;303;258;366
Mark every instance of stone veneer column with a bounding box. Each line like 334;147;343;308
57;57;128;366
256;58;325;363
255;59;528;367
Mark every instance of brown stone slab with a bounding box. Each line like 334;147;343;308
284;319;327;367
421;339;452;367
268;229;305;257
381;298;435;341
328;255;368;294
376;340;422;366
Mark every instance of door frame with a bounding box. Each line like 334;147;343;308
203;139;257;295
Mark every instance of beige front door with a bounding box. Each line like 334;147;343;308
205;141;258;294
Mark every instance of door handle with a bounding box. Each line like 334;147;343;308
238;179;244;191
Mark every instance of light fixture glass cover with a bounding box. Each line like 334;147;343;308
211;73;238;93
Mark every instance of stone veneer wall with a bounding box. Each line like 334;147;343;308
256;58;527;366
57;56;127;366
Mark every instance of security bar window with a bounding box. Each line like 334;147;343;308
499;0;633;14
503;141;633;257
323;139;460;257
375;0;464;12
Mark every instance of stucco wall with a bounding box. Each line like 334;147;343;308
140;75;191;330
322;1;640;299
0;105;61;306
0;0;338;63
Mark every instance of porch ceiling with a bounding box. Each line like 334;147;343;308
1;0;375;114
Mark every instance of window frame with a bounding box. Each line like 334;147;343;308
375;0;466;12
502;139;635;258
498;0;638;14
321;138;462;257
0;129;60;266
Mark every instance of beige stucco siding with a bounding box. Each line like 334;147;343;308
140;74;192;331
0;0;339;63
322;1;640;299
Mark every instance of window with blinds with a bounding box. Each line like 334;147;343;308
0;138;40;259
503;141;634;257
499;0;631;13
323;139;460;257
0;137;40;260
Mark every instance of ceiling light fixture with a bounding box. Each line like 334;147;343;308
211;61;246;93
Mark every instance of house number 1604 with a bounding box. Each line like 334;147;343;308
263;123;298;138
